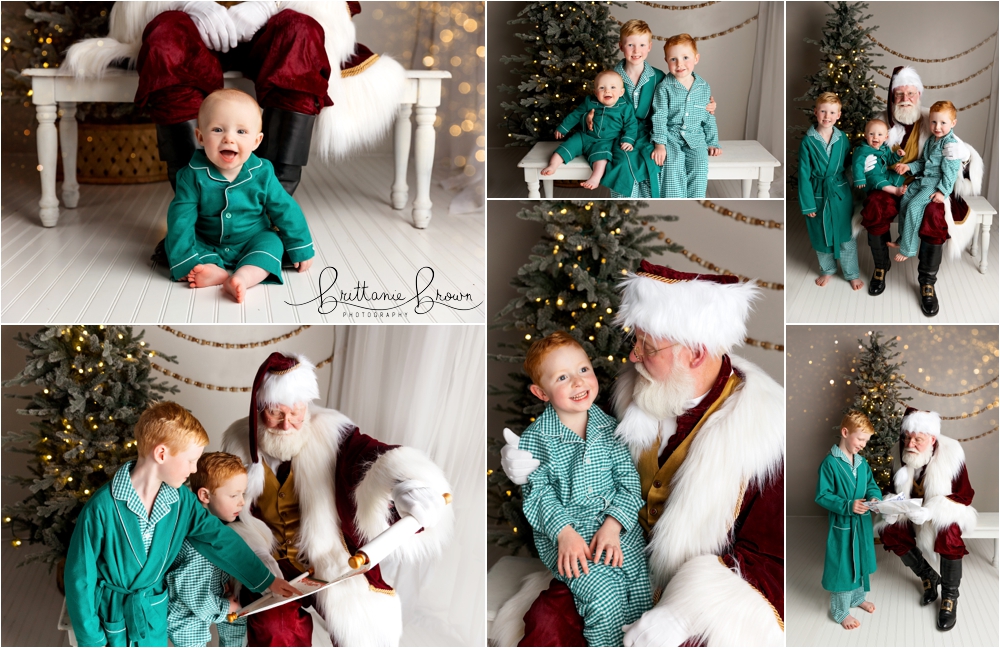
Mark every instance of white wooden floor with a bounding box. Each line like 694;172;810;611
2;154;485;323
786;199;999;323
486;147;784;199
787;516;999;647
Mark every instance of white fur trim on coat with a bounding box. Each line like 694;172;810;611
614;273;761;357
901;409;941;438
490;569;552;648
655;554;784;646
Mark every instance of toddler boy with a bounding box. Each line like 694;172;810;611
853;119;907;196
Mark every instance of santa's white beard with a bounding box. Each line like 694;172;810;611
902;445;933;470
892;101;922;126
257;414;312;461
632;362;697;420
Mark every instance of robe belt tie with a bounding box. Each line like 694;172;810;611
817;174;849;247
99;580;157;643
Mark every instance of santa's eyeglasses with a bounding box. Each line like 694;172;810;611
260;404;306;424
628;334;678;361
893;90;919;101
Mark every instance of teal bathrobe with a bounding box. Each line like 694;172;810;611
815;448;882;592
65;462;275;646
602;61;666;197
798;127;853;259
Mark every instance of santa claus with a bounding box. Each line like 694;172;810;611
877;408;977;632
65;1;405;193
221;352;454;646
496;261;785;646
860;66;984;316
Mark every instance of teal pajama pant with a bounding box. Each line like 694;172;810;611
830;586;867;623
560;559;652;647
816;238;860;281
658;142;709;198
556;133;614;166
897;185;936;258
192;228;286;284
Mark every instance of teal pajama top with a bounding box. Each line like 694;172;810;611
852;142;905;190
166;151;314;283
65;461;275;647
897;131;962;257
602;60;666;197
555;94;638;164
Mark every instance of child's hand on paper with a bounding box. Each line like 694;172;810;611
295;259;313;273
557;525;592;578
589;516;624;567
852;499;869;514
268;578;302;598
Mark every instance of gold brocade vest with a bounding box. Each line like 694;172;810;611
637;372;743;534
255;461;307;573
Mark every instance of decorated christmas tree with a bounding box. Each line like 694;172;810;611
489;200;676;554
843;331;910;492
499;1;624;146
2;325;177;568
793;1;885;146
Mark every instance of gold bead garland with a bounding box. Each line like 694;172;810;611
744;337;784;352
937;397;998;420
875;60;994;89
952;426;998;443
158;325;309;348
634;1;720;9
865;30;997;63
150;355;333;391
613;14;757;41
899;376;998;397
697;200;783;230
661;236;784;290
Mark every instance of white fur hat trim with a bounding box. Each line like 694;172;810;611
255;354;320;409
901;409;940;438
891;66;924;95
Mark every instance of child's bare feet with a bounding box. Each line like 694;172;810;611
815;274;832;287
223;265;270;303
581;160;607;190
187;264;229;288
850;279;864;291
840;614;860;630
541;153;563;176
894;253;909;263
858;601;875;614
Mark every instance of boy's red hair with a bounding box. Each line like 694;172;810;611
524;331;586;385
664;33;698;56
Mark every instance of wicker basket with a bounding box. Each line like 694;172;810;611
76;123;168;184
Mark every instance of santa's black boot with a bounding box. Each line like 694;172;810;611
937;557;962;631
917;241;943;317
868;232;892;296
155;119;199;191
259;107;317;196
901;548;940;605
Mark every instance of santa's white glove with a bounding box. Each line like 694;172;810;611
179;1;238;52
863;154;877;174
392;480;445;529
623;605;691;647
228;1;278;43
943;140;969;162
500;428;539;486
883;513;901;525
907;506;931;525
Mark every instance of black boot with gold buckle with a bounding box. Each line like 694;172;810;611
900;548;940;605
917;241;942;317
937;557;961;631
867;233;891;296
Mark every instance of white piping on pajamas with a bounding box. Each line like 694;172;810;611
238;250;282;266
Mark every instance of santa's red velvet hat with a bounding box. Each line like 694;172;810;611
886;66;923;130
900;406;940;438
614;260;761;356
248;352;319;463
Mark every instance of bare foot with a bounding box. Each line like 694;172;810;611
859;601;875;614
894;253;909;263
541;164;559;176
815;274;832;287
541;153;563;176
581;160;607;190
223;275;247;303
223;265;270;303
840;614;860;630
850;279;864;291
187;264;229;288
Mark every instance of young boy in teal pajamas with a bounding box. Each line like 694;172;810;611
798;92;863;290
518;331;652;647
890;101;962;262
651;33;721;198
815;411;882;630
852;119;907;197
65;402;299;647
167;452;258;647
165;89;315;303
541;69;639;190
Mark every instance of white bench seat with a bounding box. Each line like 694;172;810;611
961;195;997;274
517;140;781;199
965;511;999;566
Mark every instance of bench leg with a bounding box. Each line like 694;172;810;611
526;177;541;199
979;217;992;274
36;102;60;227
59;102;80;209
756;166;774;199
741;179;752;198
542;179;554;199
411;106;436;229
392;103;412;210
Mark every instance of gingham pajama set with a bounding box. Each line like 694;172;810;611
167;540;247;646
520;404;652;647
651;73;719;198
896;131;961;258
555;95;638;166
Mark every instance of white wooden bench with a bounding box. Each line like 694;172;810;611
963;195;997;274
23;68;450;229
965;511;999;566
517;140;781;199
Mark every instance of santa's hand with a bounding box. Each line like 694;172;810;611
907;506;931;525
228;1;278;43
500;428;539;486
392;480;446;528
864;154;877;174
883;513;900;525
943;140;969;162
623;605;691;647
180;1;238;52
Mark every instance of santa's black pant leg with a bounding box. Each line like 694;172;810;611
938;557;962;631
899;547;940;605
867;232;892;296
